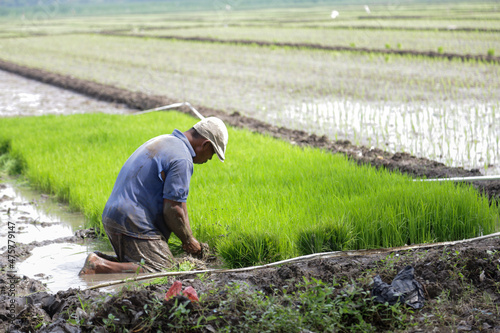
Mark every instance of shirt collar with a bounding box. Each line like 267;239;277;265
172;129;196;158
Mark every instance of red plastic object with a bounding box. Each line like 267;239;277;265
183;286;199;302
165;281;183;301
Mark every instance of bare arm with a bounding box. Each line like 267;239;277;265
163;199;201;254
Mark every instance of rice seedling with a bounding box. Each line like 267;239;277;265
296;217;354;255
119;26;500;56
0;112;497;268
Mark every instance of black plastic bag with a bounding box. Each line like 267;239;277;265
372;265;425;309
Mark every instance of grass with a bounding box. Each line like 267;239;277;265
199;278;410;332
0;112;497;267
64;276;411;332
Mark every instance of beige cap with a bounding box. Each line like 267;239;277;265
193;117;228;162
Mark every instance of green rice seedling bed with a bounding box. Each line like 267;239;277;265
0;112;497;268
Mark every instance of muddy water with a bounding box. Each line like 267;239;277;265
0;182;139;293
0;70;134;117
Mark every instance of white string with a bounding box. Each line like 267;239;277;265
415;175;500;182
133;101;205;120
85;231;500;290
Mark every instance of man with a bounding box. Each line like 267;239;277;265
79;116;228;275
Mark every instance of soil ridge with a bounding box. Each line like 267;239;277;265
102;32;500;63
2;236;500;332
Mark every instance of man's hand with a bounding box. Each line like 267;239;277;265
182;236;202;255
164;199;201;254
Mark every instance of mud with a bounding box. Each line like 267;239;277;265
2;236;500;332
1;60;499;200
0;70;134;117
102;32;500;64
0;181;122;294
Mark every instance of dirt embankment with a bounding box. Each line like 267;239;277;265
2;236;500;332
0;59;498;200
100;32;500;64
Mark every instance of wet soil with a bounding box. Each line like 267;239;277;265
2;236;500;332
0;181;122;293
0;61;499;331
0;70;133;117
0;60;498;200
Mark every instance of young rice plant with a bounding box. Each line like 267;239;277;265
0;112;497;268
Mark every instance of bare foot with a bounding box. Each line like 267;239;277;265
78;253;100;275
79;252;143;275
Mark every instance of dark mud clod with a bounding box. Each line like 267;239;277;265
74;228;98;239
194;242;211;261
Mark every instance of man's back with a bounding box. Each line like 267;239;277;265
102;130;195;239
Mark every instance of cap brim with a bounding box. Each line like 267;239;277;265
210;141;225;162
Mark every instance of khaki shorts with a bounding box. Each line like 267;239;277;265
105;230;174;273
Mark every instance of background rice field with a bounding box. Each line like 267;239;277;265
0;1;498;174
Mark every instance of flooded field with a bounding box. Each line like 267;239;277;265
1;33;497;176
0;0;499;299
0;70;133;117
281;100;500;175
0;3;499;331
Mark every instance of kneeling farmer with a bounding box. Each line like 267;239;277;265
79;117;228;275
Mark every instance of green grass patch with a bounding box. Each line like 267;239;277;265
0;112;497;268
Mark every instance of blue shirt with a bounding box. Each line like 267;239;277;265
102;129;195;239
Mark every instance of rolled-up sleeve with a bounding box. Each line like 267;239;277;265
163;159;193;202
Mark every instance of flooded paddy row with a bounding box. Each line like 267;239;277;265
281;100;500;175
130;26;500;56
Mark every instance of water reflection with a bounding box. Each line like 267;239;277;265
17;242;141;293
0;182;115;292
277;100;500;175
